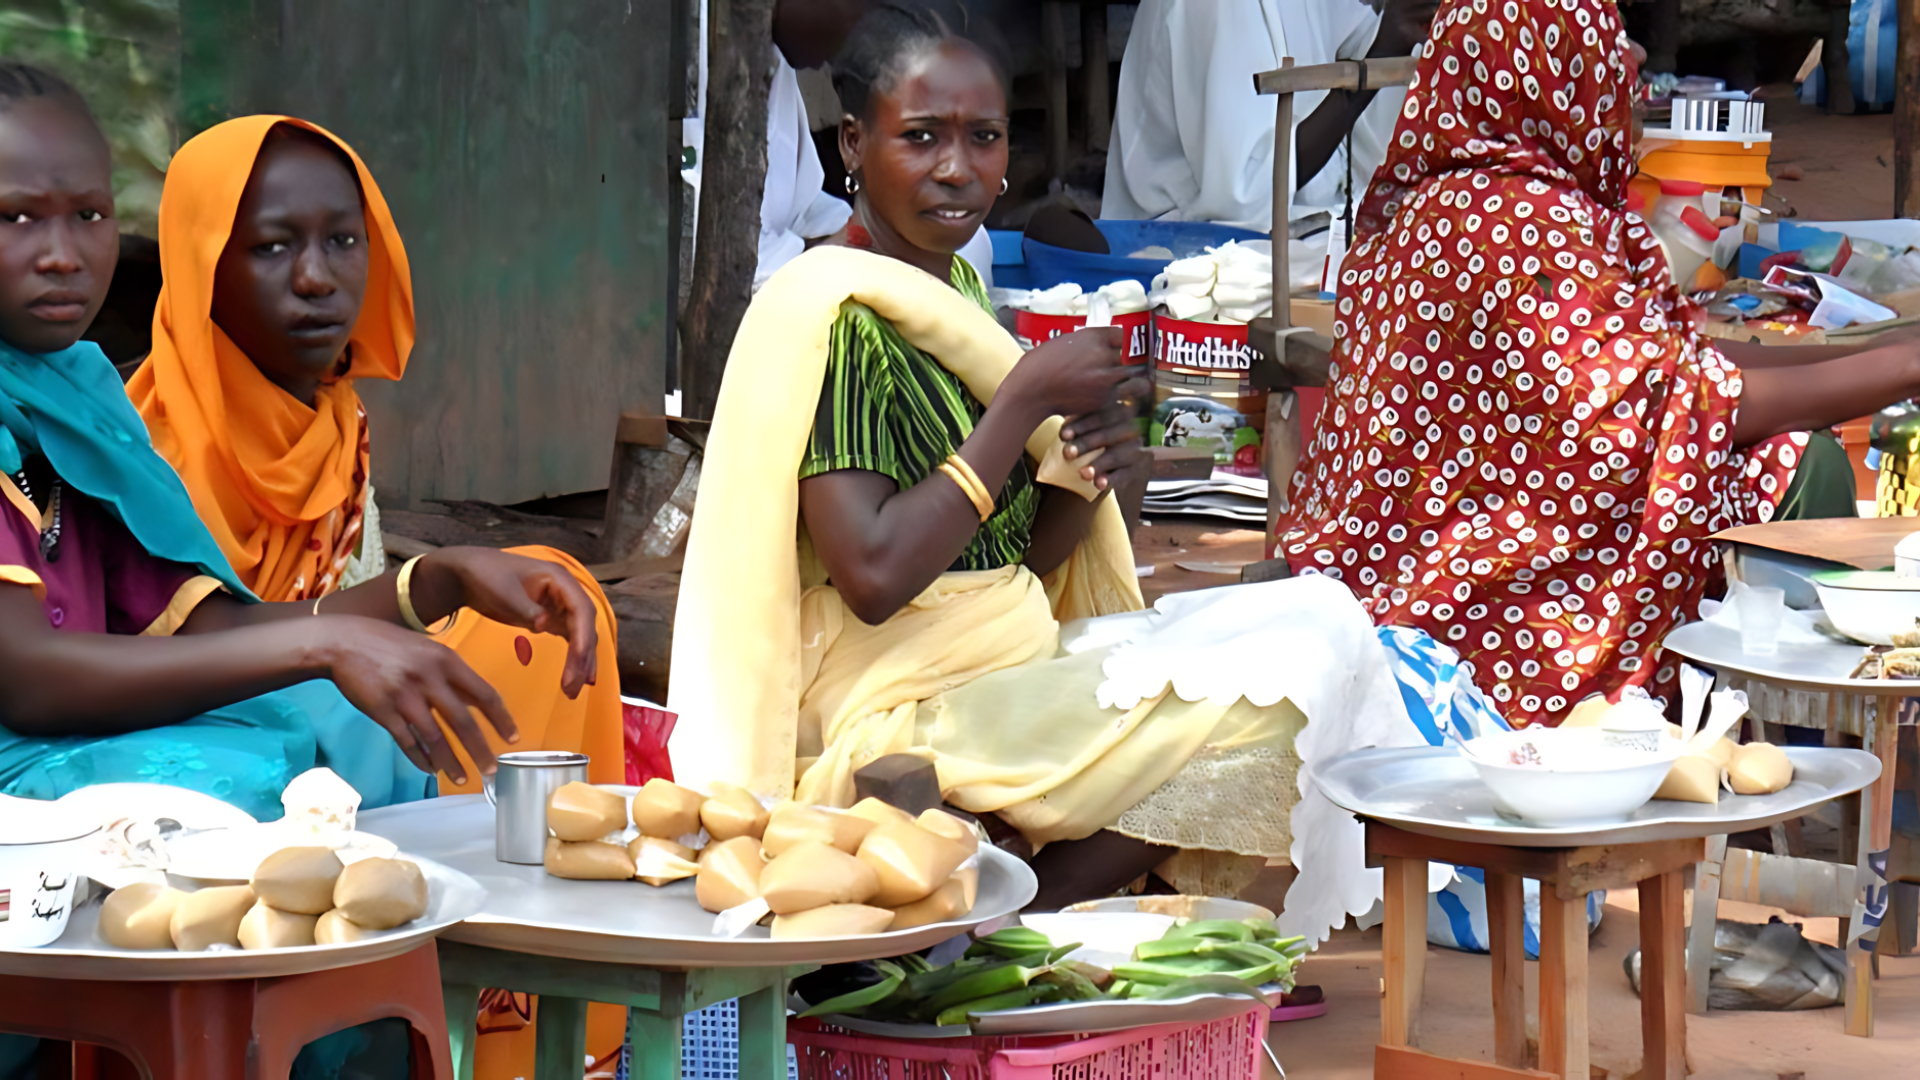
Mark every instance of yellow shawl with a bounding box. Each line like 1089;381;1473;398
667;246;1142;802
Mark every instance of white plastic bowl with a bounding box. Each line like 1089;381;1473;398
1811;569;1920;646
1463;728;1681;827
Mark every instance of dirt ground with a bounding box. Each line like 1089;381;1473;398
1267;896;1919;1080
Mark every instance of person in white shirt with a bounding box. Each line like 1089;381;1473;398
684;0;993;290
1102;0;1439;231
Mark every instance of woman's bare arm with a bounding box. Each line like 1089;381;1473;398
1734;342;1920;446
803;329;1141;624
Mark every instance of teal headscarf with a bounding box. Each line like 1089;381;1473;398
0;338;429;818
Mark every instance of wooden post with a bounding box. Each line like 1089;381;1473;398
1638;871;1688;1080
1381;855;1428;1049
681;0;777;420
1082;2;1110;152
1041;1;1071;181
1898;0;1920;216
1537;892;1589;1080
1485;872;1527;1069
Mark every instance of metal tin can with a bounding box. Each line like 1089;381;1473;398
484;751;590;864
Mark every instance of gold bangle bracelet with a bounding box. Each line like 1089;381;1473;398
938;462;995;522
945;453;993;507
396;554;431;633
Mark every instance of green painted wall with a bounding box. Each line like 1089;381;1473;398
1;0;179;237
180;0;672;508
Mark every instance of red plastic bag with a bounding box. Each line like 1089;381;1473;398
623;698;676;786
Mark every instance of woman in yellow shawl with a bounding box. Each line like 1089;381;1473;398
667;1;1381;908
129;117;622;794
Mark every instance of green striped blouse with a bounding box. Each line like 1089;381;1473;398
799;257;1039;572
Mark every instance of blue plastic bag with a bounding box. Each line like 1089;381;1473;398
1850;0;1898;111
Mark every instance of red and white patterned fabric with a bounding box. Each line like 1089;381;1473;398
1279;0;1805;726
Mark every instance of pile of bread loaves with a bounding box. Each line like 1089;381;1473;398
98;851;429;951
1654;726;1794;804
543;779;980;939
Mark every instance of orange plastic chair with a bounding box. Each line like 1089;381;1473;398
8;942;453;1080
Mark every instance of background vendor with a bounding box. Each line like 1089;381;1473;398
1102;0;1440;231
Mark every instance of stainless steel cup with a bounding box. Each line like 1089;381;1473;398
484;751;590;864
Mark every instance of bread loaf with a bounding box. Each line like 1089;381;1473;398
237;900;319;949
251;846;345;915
699;782;770;842
762;805;876;857
169;885;256;951
632;778;707;839
332;858;430;929
857;821;970;907
758;841;880;914
695;836;765;912
548;782;629;842
314;908;381;945
769;903;895;939
544;837;639;880
99;883;184;950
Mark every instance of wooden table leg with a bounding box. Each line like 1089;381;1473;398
533;996;590;1080
736;974;791;1080
1846;699;1900;1037
1486;872;1527;1069
440;981;480;1080
1686;835;1727;1016
1381;855;1428;1049
1537;890;1589;1080
1638;871;1687;1080
624;1005;682;1080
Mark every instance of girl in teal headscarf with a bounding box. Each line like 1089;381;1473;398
0;63;608;815
0;57;603;1080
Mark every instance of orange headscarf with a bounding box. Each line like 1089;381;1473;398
130;115;411;601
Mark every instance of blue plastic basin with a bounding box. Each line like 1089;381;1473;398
1020;220;1268;292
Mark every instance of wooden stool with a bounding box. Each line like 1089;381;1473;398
6;942;453;1080
1367;822;1705;1080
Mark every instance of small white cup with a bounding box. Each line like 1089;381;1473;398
1732;584;1787;656
0;832;96;948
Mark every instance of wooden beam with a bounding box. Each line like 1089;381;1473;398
1639;871;1688;1080
1484;872;1527;1069
1899;0;1920;216
1041;1;1071;180
615;413;670;447
1381;855;1428;1049
1255;56;1419;97
681;0;776;421
1082;2;1110;152
1374;1045;1555;1080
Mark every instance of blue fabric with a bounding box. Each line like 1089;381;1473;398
1378;626;1605;955
1850;0;1898;111
0;339;428;817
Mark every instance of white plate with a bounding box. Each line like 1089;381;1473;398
0;855;485;980
164;824;398;886
1019;913;1175;969
359;794;1037;967
1309;746;1881;847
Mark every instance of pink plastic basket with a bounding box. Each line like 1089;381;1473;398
787;1006;1270;1080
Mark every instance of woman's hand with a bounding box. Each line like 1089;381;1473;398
999;326;1131;423
1060;371;1152;492
314;617;519;784
410;548;600;698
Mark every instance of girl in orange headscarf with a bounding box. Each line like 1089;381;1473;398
131;113;628;1079
129;116;622;790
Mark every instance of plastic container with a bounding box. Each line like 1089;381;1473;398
1022;221;1267;293
788;1009;1270;1080
1648;181;1720;292
1015;307;1153;432
1149;315;1269;476
618;998;799;1080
